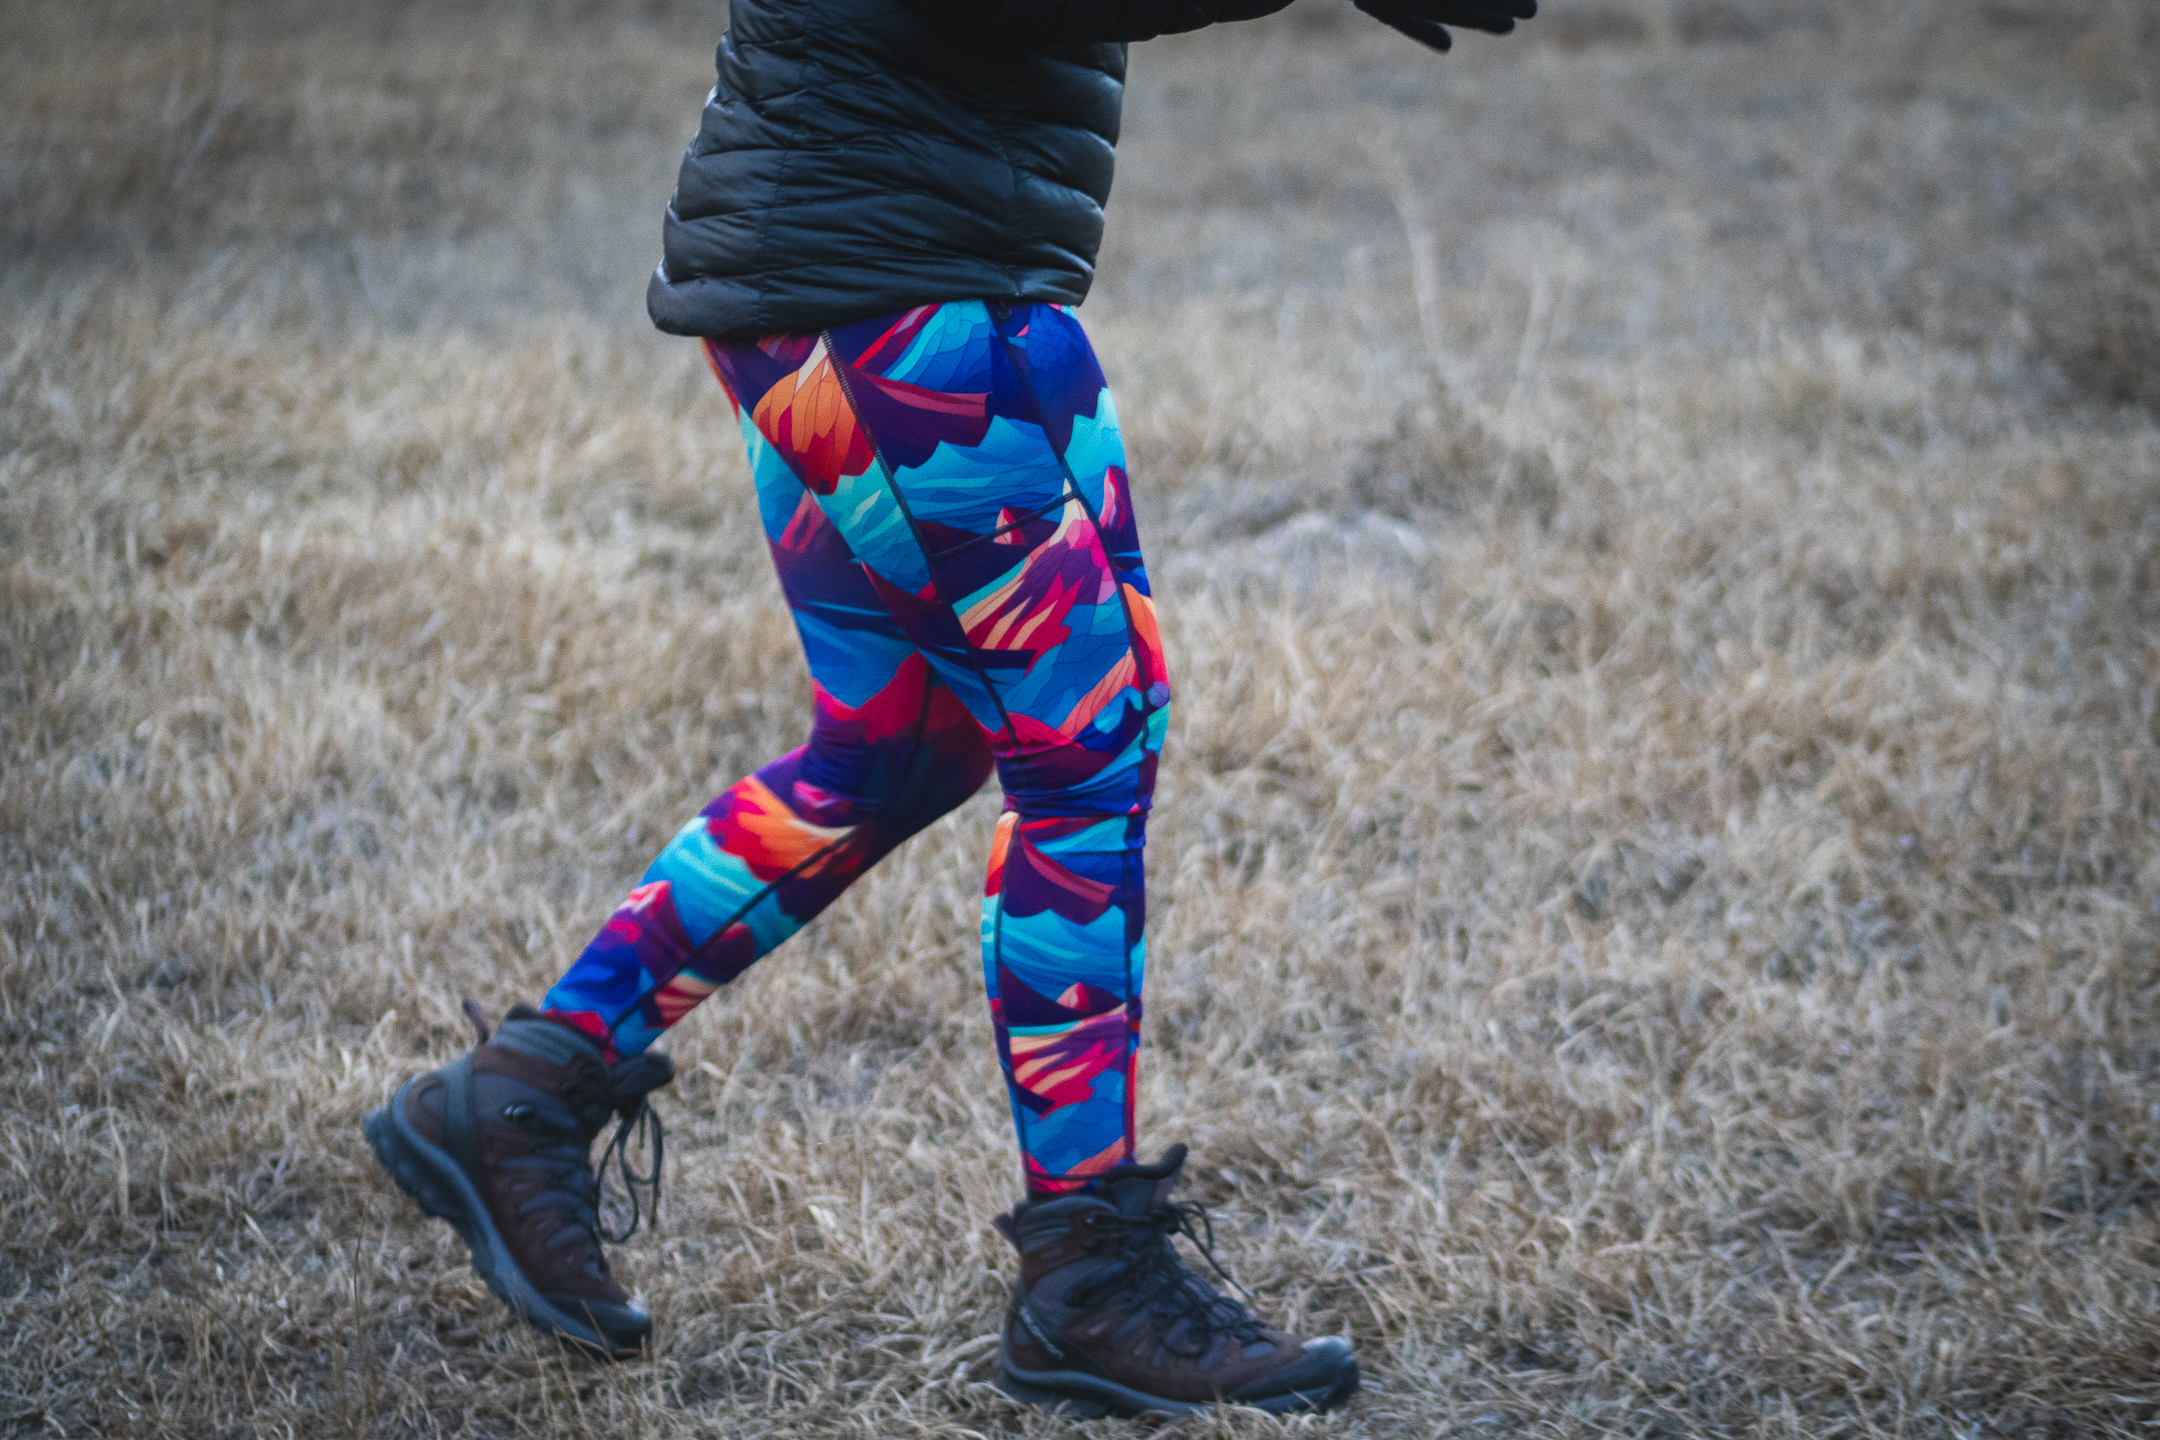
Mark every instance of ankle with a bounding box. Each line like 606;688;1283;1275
506;1004;619;1065
1024;1171;1090;1202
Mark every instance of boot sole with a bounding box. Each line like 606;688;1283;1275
364;1081;649;1360
997;1353;1360;1419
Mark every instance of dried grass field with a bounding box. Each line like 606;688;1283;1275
5;0;2160;1434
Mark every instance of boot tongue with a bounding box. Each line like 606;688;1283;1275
609;1051;675;1108
1103;1175;1165;1219
1094;1143;1189;1218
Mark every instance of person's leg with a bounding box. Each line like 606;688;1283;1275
807;301;1171;1196
368;330;997;1359
541;336;995;1057
800;304;1357;1416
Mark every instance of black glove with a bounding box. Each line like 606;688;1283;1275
1353;0;1534;51
900;0;1293;44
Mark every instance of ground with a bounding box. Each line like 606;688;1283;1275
3;0;2158;1434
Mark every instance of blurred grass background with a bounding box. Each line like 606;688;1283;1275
3;0;2158;1434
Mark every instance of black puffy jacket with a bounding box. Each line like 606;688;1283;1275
647;0;1293;338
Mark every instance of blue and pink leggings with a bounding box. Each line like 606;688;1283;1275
540;301;1167;1194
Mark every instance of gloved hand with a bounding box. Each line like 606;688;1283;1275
1352;0;1535;51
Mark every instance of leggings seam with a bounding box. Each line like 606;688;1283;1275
922;485;1082;560
990;819;1022;1167
992;318;1152;1186
989;326;1150;696
822;324;1025;753
599;680;939;1042
605;828;847;1043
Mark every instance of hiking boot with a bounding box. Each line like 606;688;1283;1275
364;1001;671;1358
992;1144;1360;1418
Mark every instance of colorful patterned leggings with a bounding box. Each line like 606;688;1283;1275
540;301;1169;1194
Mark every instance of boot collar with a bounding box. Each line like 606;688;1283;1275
1091;1142;1188;1218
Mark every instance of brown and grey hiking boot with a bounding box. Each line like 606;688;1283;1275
364;1002;671;1358
992;1144;1360;1418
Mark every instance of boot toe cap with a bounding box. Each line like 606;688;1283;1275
1229;1335;1359;1408
541;1293;653;1357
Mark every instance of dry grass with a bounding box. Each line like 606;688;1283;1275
4;0;2159;1434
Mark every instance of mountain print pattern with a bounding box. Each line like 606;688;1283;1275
541;301;1167;1192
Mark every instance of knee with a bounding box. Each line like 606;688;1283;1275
999;686;1168;822
798;705;993;828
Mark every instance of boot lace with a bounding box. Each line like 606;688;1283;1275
592;1087;664;1244
1068;1200;1266;1357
